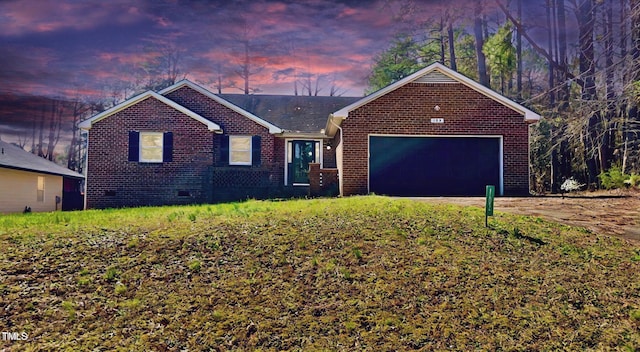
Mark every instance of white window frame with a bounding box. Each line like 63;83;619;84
139;132;164;163
284;139;323;186
229;135;252;166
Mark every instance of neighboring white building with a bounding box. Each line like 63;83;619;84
0;140;84;213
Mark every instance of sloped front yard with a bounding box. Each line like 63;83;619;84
0;197;639;350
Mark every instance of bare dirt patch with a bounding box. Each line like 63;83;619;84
411;192;640;243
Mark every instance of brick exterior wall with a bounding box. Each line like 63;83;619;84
164;86;285;202
340;82;531;196
86;97;215;209
308;163;339;197
322;141;337;168
86;80;528;206
85;86;321;208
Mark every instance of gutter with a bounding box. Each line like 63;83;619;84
279;131;330;139
328;117;344;196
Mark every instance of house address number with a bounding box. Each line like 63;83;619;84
430;118;444;124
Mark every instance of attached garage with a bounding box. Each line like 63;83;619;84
326;63;541;197
369;135;502;196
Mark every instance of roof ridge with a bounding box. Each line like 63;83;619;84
159;80;283;134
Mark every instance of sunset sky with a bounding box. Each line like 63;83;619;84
0;0;555;97
0;0;421;100
0;0;556;147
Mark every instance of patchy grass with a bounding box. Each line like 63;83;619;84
0;196;639;351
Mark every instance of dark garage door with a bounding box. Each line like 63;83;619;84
369;136;501;196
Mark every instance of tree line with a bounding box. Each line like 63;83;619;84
371;0;640;192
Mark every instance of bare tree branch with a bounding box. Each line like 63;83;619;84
493;0;586;88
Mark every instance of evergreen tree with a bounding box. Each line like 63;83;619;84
366;35;424;94
483;23;517;94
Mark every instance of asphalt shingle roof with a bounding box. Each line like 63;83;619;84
218;94;360;133
0;140;84;179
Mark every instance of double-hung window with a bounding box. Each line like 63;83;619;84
220;135;261;166
229;136;252;165
139;132;164;163
37;176;45;202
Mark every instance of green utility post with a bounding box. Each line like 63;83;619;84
485;185;495;227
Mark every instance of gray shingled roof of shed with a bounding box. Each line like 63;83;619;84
0;140;84;179
218;94;360;133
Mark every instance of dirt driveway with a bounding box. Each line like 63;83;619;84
411;193;640;243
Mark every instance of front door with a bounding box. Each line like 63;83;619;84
288;140;318;184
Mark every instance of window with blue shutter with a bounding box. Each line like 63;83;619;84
220;135;229;165
129;131;172;163
128;131;140;162
252;135;261;166
163;132;173;162
223;135;262;166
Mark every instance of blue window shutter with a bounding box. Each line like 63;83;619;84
252;135;261;166
128;131;139;162
163;132;173;162
220;135;229;164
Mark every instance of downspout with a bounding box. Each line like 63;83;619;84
328;117;344;196
83;129;89;210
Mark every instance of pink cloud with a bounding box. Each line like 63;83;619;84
337;7;358;18
96;51;156;66
257;2;288;14
56;86;105;100
0;0;403;100
84;69;120;81
198;50;228;63
188;46;370;96
153;16;173;27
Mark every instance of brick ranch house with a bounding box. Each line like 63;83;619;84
79;63;540;209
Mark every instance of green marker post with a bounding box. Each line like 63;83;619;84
485;185;495;227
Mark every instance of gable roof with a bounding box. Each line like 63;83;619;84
78;91;222;132
218;94;360;134
159;80;283;134
0;140;84;179
327;62;541;136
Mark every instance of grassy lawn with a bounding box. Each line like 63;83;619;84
1;196;639;351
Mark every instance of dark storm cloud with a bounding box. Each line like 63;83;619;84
273;68;296;81
0;0;152;37
0;45;64;94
